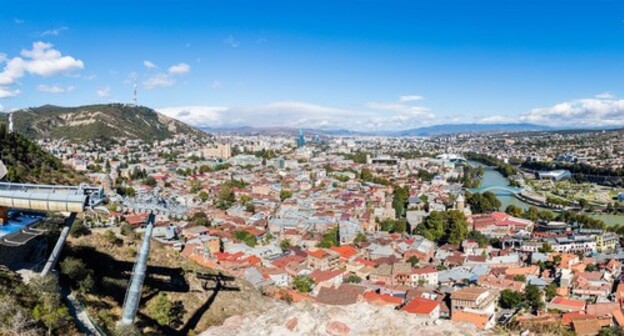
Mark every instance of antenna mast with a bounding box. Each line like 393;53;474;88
132;78;138;106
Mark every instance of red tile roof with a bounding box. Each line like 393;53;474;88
330;245;358;259
309;269;344;283
402;297;439;315
363;291;403;306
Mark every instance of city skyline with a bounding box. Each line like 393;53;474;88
2;1;624;130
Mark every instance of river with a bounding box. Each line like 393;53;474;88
469;161;533;211
468;161;624;226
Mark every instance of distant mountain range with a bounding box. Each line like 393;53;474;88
395;123;553;136
0;104;206;142
201;123;554;137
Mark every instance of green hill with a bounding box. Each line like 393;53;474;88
0;123;85;184
0;104;206;143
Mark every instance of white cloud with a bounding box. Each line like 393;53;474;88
36;84;74;94
366;95;433;126
168;63;190;74
473;115;516;124
595;92;614;99
144;73;175;89
96;86;111;98
0;53;6;64
40;27;69;37
224;35;240;48
0;41;84;89
399;95;424;102
159;102;369;129
143;60;157;69
521;94;624;127
142;62;190;90
158;98;435;131
0;87;20;98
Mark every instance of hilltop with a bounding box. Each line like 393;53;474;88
0;123;85;184
0;104;206;143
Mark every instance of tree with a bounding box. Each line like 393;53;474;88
60;257;88;283
585;263;597;272
415;210;468;245
524;284;544;312
539;242;553;253
30;276;70;335
392;185;409;217
293;275;314;293
146;292;177;326
513;275;526;282
467;192;501;213
280;239;292;251
499;289;523;309
78;273;96;294
69;221;91;238
190;211;210;227
143;176;157;187
120;223;135;237
246;203;256;213
544;282;557;301
579;198;589;210
280;189;293;201
234;230;257;247
240;194;252;205
447;211;469;245
318;227;339;248
216;184;236;210
407;256;420;267
360;168;373;182
505;205;524;217
103;230;122;247
198;191;209;202
354;232;367;244
598;326;624;336
467;230;489;248
344;274;362;284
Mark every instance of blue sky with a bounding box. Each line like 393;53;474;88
2;0;624;130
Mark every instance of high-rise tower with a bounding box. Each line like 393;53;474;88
297;128;305;148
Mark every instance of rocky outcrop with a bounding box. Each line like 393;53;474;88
200;300;486;336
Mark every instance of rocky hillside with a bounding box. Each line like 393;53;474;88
0;123;85;184
0;104;206;143
64;229;272;335
200;300;485;336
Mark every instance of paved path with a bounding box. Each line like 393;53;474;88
62;286;102;336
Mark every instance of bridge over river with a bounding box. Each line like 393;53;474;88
468;185;524;195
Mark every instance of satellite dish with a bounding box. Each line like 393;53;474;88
0;160;6;180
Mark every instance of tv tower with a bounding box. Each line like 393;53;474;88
132;78;138;106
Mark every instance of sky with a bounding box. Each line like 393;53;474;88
2;0;624;130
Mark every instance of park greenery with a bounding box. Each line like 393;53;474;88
465;152;518;177
415;210;469;245
466;191;501;213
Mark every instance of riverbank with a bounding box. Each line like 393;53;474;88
467;161;624;225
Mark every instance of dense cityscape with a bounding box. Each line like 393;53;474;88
3;1;624;335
